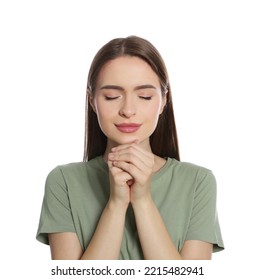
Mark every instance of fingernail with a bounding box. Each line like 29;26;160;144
108;153;114;160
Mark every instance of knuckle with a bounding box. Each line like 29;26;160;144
127;164;135;173
128;145;135;152
127;154;134;162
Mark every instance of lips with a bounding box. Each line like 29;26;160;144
115;123;141;133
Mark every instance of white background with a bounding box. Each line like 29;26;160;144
1;0;254;278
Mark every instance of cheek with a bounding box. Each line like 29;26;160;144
145;100;163;127
94;98;108;118
93;100;115;133
147;99;163;116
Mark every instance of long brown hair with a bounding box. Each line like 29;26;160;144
84;36;180;161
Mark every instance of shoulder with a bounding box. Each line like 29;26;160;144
168;158;213;177
166;158;217;191
46;162;84;182
46;156;107;185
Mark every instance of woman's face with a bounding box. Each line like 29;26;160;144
91;56;166;150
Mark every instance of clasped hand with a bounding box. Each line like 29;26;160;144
107;142;155;207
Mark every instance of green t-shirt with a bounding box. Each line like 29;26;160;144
36;156;224;259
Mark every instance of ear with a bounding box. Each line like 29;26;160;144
88;92;97;113
160;92;167;114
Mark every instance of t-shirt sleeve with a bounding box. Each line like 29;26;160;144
36;166;76;245
185;169;224;252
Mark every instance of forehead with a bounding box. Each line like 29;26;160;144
97;56;160;88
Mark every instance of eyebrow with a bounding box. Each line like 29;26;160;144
99;84;157;91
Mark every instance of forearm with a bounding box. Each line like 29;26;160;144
81;201;127;260
132;197;182;260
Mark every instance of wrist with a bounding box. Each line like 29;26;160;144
131;194;154;212
107;199;129;213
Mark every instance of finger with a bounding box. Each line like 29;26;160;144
110;152;145;173
109;145;154;171
108;161;133;185
112;142;153;161
112;160;143;181
111;141;138;151
108;160;124;175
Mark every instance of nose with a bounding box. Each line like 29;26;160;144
119;96;136;118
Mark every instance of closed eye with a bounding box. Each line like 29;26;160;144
104;96;120;100
139;96;152;100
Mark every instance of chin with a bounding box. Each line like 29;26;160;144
109;135;138;145
117;138;139;145
113;135;151;146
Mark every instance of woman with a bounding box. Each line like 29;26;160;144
36;36;224;259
